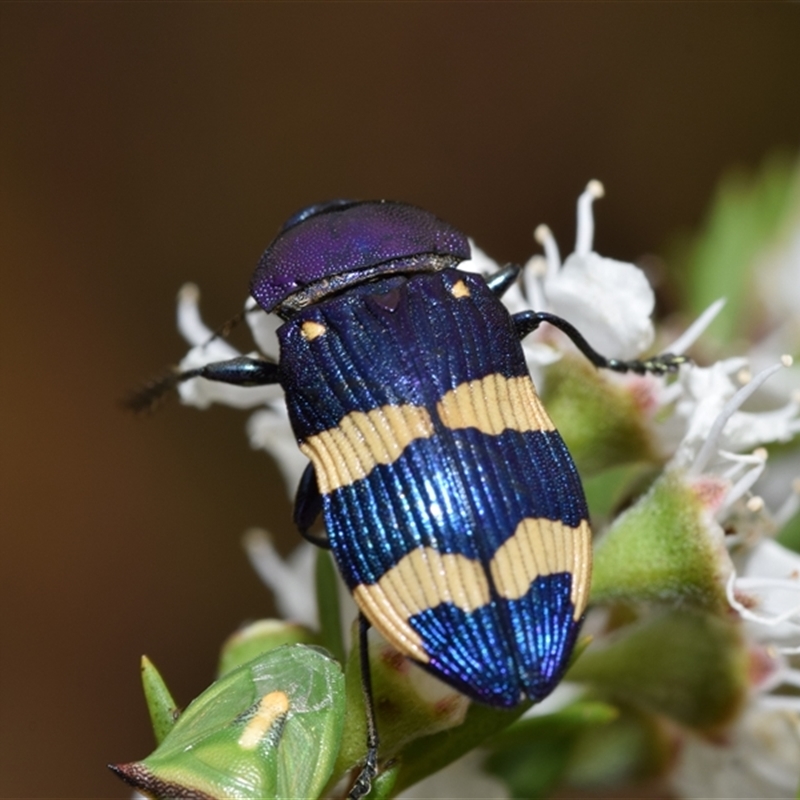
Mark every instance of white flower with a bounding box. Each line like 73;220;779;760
242;529;319;627
669;360;800;799
531;180;655;359
674;701;800;800
176;285;282;410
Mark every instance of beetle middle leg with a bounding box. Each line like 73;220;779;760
293;464;330;549
513;310;689;375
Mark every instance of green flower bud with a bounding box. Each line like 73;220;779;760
567;609;748;732
543;356;660;477
111;645;345;800
592;469;730;611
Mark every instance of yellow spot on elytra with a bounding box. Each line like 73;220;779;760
237;691;290;751
490;518;592;621
300;404;435;493
437;375;555;436
301;320;327;341
451;279;470;298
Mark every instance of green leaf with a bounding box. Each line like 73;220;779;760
567;609;748;732
564;705;671;790
542;357;660;477
392;701;530;795
316;548;346;665
582;462;657;523
140;656;180;745
671;151;798;344
483;700;618;800
112;645;345;800
777;507;800;554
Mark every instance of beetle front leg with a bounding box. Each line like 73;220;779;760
125;356;280;413
513;310;689;375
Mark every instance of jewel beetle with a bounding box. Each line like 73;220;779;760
127;200;685;799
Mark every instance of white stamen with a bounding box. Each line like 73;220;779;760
522;255;548;311
718;448;769;476
534;224;561;278
719;459;768;515
666;298;726;356
775;480;800;528
757;694;800;712
242;529;317;627
575;180;605;257
782;354;795;368
747;496;766;513
738;367;753;385
727;573;800;626
775;669;800;689
689;362;787;477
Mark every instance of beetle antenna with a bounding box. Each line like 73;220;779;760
124;356;281;414
121;367;195;414
202;299;266;347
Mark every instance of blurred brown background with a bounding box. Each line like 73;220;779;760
1;4;799;796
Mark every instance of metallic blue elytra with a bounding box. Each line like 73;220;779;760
247;201;593;709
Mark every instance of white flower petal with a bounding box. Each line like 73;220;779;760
667;298;727;356
246;407;309;490
732;539;800;644
544;252;655;359
243;531;317;627
460;240;501;276
674;703;800;799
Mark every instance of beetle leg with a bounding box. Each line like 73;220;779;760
348;614;379;800
293;464;330;549
513;310;690;375
124;356;280;413
485;263;521;298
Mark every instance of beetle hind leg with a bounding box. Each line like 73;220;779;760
348;614;380;800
